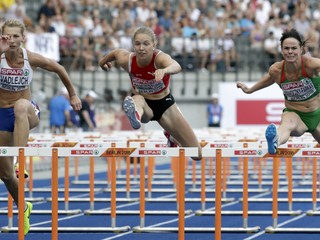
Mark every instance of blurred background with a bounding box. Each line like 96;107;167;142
1;0;319;131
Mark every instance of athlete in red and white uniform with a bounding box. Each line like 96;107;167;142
99;26;201;160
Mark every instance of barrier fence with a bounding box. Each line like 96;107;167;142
0;144;320;240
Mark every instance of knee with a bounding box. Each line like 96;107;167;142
0;170;15;183
14;99;30;117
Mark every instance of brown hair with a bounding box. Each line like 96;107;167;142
132;26;157;45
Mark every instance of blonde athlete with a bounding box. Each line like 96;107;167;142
237;28;320;154
99;26;201;160
0;19;82;235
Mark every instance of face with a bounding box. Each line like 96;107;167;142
2;26;25;51
281;37;302;62
133;33;155;60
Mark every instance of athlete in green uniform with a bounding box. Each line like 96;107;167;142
236;28;320;154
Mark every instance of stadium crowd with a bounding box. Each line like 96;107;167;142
1;0;320;72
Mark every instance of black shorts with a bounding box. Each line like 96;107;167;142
145;93;175;121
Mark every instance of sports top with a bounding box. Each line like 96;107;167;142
128;50;170;94
279;57;320;102
0;48;33;92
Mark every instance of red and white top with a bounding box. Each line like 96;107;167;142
128;50;170;94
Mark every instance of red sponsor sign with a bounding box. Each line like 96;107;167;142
237;100;284;125
79;144;99;148
155;144;167;147
234;150;257;155
302;150;320;156
71;149;94;155
210;144;230;148
138;150;161;155
27;143;46;147
287;144;306;148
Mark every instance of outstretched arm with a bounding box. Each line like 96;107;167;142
236;71;275;94
99;48;130;71
28;51;82;111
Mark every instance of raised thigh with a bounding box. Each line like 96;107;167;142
158;104;199;148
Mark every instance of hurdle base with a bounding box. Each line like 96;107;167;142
306;210;320;216
0;226;131;233
265;226;320;233
132;226;260;233
0;209;82;215
145;197;235;203
46;197;139;202
195;210;302;216
0;197;44;202
84;209;193;215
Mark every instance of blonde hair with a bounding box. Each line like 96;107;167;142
1;19;26;35
132;26;157;45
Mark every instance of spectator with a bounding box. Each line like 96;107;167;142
48;87;73;134
78;90;98;132
207;93;223;127
263;31;279;69
217;28;237;71
37;0;56;22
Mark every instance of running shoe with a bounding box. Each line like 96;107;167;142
163;130;178;147
123;96;141;129
14;163;29;179
265;123;279;154
24;202;33;235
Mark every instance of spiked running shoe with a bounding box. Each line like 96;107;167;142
123;96;141;129
24;202;33;235
265;123;279;154
163;130;178;147
14;163;29;179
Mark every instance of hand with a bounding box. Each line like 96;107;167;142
236;81;250;94
70;95;82;111
154;69;166;82
100;62;112;71
0;35;11;53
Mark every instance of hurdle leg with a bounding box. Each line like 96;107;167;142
178;149;186;240
52;149;58;240
28;156;33;198
89;156;95;211
64;157;69;211
215;149;222;240
18;148;25;240
8;194;13;228
272;157;280;228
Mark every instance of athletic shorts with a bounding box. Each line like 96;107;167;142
145;93;176;121
0;101;40;132
283;108;320;132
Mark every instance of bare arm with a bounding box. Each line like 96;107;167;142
99;48;130;71
154;51;182;81
236;64;277;94
28;51;82;111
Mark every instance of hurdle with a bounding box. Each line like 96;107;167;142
264;150;320;233
0;147;131;240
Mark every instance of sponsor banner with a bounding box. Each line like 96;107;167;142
302;150;320;156
27;143;49;147
210;143;231;148
101;148;136;157
79;143;102;148
264;148;300;158
138;149;162;156
219;82;284;128
71;149;96;155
